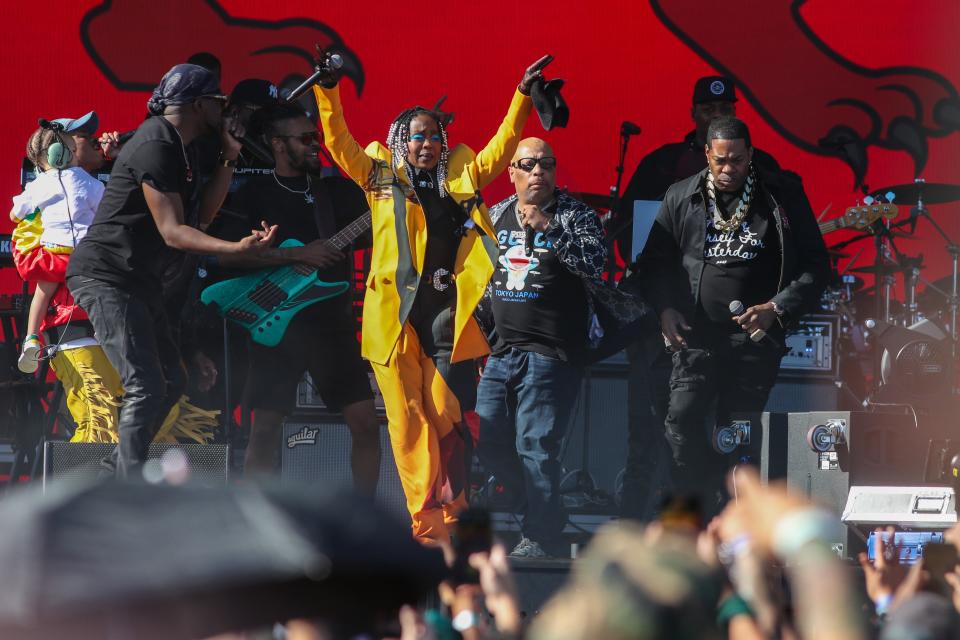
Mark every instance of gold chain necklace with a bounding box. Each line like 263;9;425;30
706;170;754;232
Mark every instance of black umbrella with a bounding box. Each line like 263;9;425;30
0;480;445;639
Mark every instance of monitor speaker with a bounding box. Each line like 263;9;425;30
42;442;230;488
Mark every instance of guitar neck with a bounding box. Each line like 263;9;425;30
819;219;842;235
327;211;372;250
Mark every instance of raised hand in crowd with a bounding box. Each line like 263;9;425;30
722;467;868;640
858;527;910;615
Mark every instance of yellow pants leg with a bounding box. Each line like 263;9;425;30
372;323;467;544
50;346;123;443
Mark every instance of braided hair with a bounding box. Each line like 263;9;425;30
386;107;450;197
26;127;59;171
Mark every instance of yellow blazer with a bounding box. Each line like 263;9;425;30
314;85;532;366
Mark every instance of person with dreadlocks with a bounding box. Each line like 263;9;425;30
313;53;552;544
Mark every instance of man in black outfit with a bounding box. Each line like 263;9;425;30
216;104;381;493
635;116;829;515
618;77;785;519
67;64;277;478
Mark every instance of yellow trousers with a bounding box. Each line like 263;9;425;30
372;323;472;545
49;345;217;445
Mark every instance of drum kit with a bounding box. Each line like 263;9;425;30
819;179;960;398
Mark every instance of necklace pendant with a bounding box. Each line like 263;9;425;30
304;193;315;204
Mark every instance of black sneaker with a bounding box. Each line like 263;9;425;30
509;536;550;559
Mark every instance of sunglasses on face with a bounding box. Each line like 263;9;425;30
512;157;557;172
277;131;322;145
409;133;442;143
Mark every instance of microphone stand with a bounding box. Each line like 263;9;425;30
604;127;636;285
912;192;960;362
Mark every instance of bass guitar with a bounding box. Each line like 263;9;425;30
201;211;372;346
819;201;898;235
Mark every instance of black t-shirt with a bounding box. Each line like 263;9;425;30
490;202;588;359
67;116;196;294
219;172;370;331
698;183;781;328
413;169;465;279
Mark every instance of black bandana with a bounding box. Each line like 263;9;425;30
147;64;223;116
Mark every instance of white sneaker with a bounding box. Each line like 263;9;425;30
17;335;42;374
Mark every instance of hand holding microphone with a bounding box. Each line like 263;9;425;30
729;300;778;345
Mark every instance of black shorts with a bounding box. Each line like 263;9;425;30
243;314;373;414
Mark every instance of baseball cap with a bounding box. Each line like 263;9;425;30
692;76;738;104
51;111;99;136
230;79;280;108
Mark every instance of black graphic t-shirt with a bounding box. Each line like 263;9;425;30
698;186;781;327
490;202;588;359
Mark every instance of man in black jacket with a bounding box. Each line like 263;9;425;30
635;116;829;513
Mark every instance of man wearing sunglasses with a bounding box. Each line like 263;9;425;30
212;103;381;492
67;64;276;479
475;138;606;558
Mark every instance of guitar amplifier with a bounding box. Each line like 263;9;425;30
42;442;231;489
280;416;407;520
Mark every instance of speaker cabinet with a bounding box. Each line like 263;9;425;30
280;417;407;520
784;411;947;557
561;365;629;501
42;442;231;488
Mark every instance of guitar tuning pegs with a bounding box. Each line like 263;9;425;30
885;191;896;203
863;195;875;205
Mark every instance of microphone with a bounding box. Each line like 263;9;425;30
729;299;775;345
116;130;136;145
524;225;535;257
620;121;641;137
284;53;345;103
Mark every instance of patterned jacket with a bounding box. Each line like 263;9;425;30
479;191;649;363
487;190;606;281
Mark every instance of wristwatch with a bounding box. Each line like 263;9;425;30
218;153;238;168
770;301;785;318
452;610;480;632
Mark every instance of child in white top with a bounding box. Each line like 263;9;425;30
10;127;103;372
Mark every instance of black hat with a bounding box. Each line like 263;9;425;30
692;76;738;105
230;79;280;108
531;78;569;131
230;78;280;107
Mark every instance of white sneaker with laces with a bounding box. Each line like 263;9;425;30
17;335;42;374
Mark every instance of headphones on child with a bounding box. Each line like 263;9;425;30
38;118;72;170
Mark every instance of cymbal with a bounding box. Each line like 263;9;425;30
567;192;612;210
873;183;960;205
850;263;925;276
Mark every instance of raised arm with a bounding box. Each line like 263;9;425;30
313;84;375;190
471;55;551;189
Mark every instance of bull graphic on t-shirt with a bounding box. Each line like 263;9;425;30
498;245;540;291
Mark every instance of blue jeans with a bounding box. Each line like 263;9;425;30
475;348;583;547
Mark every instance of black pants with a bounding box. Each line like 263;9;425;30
621;334;673;521
68;277;187;479
664;327;786;515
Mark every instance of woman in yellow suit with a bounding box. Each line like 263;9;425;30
314;55;551;544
